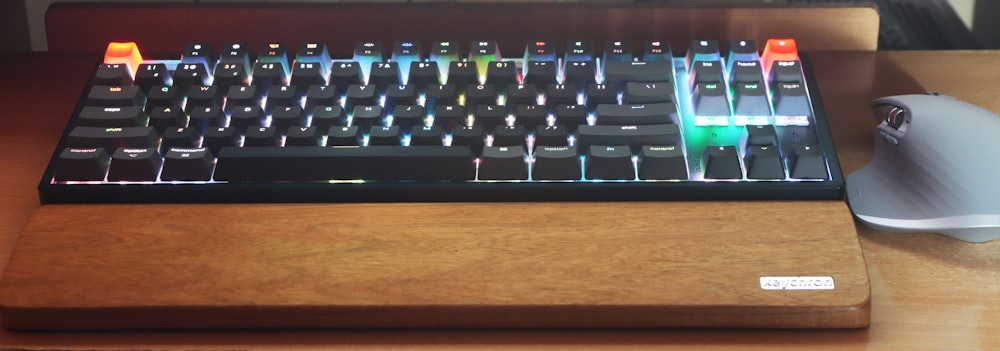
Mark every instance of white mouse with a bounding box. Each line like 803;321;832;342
846;93;1000;242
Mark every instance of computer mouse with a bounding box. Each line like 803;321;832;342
846;93;1000;242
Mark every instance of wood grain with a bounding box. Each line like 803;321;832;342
0;201;868;329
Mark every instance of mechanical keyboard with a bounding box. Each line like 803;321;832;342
40;38;844;203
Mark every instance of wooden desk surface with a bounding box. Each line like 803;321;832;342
0;50;998;349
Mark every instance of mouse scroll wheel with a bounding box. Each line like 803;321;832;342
874;104;906;129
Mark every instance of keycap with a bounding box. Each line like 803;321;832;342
554;104;587;131
534;125;569;146
745;145;785;180
789;145;828;179
145;85;181;108
732;82;771;116
492;125;526;149
106;147;162;182
351;105;386;129
304;85;339;111
225;85;263;108
295;41;331;74
53;148;111;181
473;104;506;131
563;61;596;89
638;145;688;180
465;84;498;109
345;84;377;111
585;145;634;180
384;84;417;112
564;40;594;62
160;147;214;181
729;61;765;85
532;146;581;180
432;105;466;131
159;127;197;151
213;62;250;90
285;126;322;146
585;83;617;111
265;85;299;112
469;40;500;77
692;82;730;116
742;125;779;147
187;85;223;108
486;61;518;89
172;63;210;92
701;146;742;179
229;105;266;131
685;40;721;70
769;60;804;84
726;40;758;69
447;61;479;89
214;146;475;181
576;124;681;151
514;104;547;130
87;85;144;107
368;125;401;146
772;82;812;116
545;84;577;106
596;103;677;125
523;61;557;89
181;42;214;71
188;107;226;133
761;39;799;76
95;64;133;86
624;82;674;104
602;41;633;64
77;106;147;127
688;60;725;89
391;105;426;131
507;84;540;108
271;105;306;132
330;62;364;90
451;125;485;154
524;41;556;62
369;62;401;93
134;63;171;92
290;61;328;90
478;145;527;180
391;41;422;78
311;105;347;131
103;42;143;76
603;61;673;90
409;125;444;146
66;126;159;153
642;40;673;61
407;61;440;90
430;41;460;66
326;126;363;146
148;106;187;133
203;127;239;154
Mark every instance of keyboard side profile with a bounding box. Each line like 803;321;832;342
39;37;844;203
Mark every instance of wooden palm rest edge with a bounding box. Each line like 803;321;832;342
0;201;869;330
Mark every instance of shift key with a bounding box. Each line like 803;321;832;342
596;103;678;125
66;126;159;153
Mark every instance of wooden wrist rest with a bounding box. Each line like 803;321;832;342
0;201;869;330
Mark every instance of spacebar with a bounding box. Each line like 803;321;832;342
214;146;475;182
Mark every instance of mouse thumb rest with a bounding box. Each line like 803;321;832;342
847;94;1000;243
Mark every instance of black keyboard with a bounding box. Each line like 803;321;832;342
40;38;844;203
